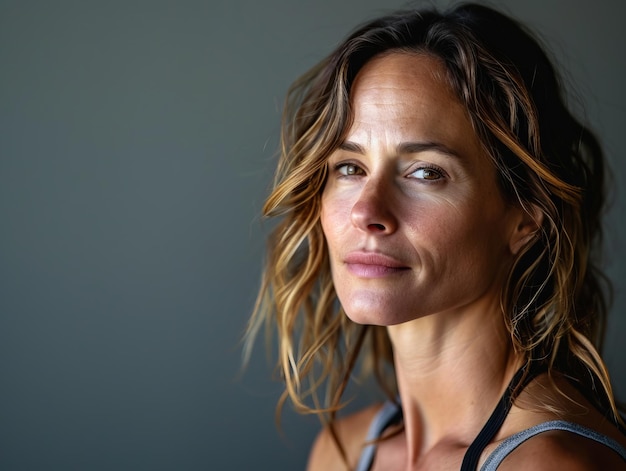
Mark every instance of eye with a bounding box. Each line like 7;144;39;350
410;166;444;181
336;163;365;176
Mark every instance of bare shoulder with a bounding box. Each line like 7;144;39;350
498;373;626;470
498;428;626;470
494;375;626;471
306;403;382;471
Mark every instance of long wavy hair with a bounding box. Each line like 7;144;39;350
245;1;622;440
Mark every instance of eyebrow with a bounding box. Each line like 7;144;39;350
338;140;460;158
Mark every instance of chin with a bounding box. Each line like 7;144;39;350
341;300;415;326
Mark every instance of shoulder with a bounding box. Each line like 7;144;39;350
497;426;626;470
306;403;383;471
495;372;626;470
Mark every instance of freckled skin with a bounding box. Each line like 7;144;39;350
310;51;626;471
320;52;524;326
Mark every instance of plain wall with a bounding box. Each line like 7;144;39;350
1;0;624;469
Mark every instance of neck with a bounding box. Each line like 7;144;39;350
387;299;523;464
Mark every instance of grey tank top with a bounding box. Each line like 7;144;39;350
355;400;626;471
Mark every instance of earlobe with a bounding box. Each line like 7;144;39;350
509;204;544;255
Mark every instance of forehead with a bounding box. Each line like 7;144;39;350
351;51;456;103
346;52;481;154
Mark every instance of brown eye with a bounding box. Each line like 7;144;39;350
338;164;363;176
410;167;443;181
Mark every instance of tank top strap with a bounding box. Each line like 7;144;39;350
480;420;626;470
355;399;402;471
460;364;543;470
355;364;542;471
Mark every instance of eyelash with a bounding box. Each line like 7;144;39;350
333;162;447;182
408;164;446;181
334;162;364;176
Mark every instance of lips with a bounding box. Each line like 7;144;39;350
344;251;410;278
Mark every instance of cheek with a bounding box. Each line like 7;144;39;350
319;196;333;244
403;196;508;262
320;192;352;246
402;196;464;242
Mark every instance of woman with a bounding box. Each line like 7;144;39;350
245;3;626;470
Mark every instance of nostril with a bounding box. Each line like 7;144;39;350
368;223;386;231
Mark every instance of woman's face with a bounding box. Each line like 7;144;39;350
320;52;526;326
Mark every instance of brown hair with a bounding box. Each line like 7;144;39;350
245;1;622;436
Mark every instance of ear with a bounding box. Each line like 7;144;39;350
509;204;543;255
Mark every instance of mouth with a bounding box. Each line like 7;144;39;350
343;252;410;278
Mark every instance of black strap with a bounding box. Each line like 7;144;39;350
460;364;543;470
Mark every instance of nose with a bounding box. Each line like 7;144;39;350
350;179;398;235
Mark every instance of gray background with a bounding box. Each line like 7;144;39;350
1;0;624;469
